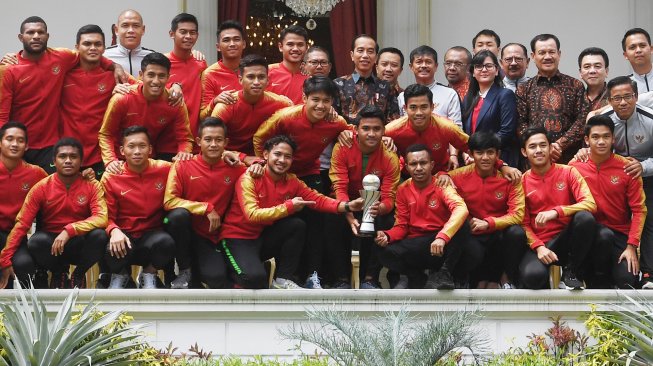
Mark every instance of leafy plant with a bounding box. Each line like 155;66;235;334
0;282;150;365
279;305;489;366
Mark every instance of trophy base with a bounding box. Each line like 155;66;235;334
359;222;375;237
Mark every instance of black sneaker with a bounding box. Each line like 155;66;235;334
425;269;455;290
50;272;69;289
33;269;49;289
70;272;86;289
562;267;585;290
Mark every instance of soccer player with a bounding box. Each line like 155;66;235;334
267;25;309;104
219;135;364;289
0;122;47;287
158;13;208;157
0;138;108;289
199;20;246;120
102;126;175;289
447;131;526;289
99;52;194;173
0;16;126;173
375;144;470;290
570;115;646;288
328;105;400;289
60;24;115;179
164;118;263;289
519;127;596;290
254;76;351;285
211;54;292;155
386;83;469;172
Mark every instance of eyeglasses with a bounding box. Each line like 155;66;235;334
444;61;467;69
473;63;497;71
305;60;330;67
503;57;524;64
608;93;636;103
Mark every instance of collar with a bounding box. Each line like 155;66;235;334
535;71;562;83
352;71;376;84
116;43;144;55
0;159;24;174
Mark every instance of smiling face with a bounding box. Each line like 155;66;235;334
217;28;245;61
140;64;169;99
19;22;48;55
170;21;198;53
521;133;551;169
376;52;402;84
120;132;151;169
0;127;27;161
404;95;433;131
410;54;437;84
351;36;377;76
579;54;608;88
196;125;227;163
278;33;307;65
303;49;331;77
264;142;294;177
532;38;560;77
116;11;145;50
303;91;333;122
356;117;384;152
609;83;637;121
500;44;529;80
472;56;498;87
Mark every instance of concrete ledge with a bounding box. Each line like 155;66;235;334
1;289;650;357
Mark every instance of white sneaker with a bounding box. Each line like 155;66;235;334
502;283;515;289
139;272;158;289
393;275;409;289
108;273;129;289
304;271;322;289
271;277;301;289
643;281;653;289
170;268;191;289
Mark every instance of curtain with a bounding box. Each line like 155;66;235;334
329;0;377;77
218;0;250;26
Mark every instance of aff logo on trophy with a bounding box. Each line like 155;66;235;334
359;174;381;237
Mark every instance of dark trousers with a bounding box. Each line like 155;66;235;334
165;208;193;271
297;174;327;279
640;177;653;275
519;211;595;289
223;217;306;289
28;228;107;275
324;211;393;284
104;230;175;274
378;223;470;287
591;225;638;289
0;231;33;285
24;146;55;174
464;225;527;285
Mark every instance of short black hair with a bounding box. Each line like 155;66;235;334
350;34;378;53
217;20;244;40
577;47;609;68
20;16;47;33
198;117;227;137
530;34;560;52
468;131;501;151
0;121;28;143
622;28;651;51
305;45;331;61
378;47;404;69
500;42;528;59
53;137;83;162
356;105;386;126
303;76;338;100
76;24;105;45
473;29;501;48
279;25;308;43
171;13;198;32
404;143;431;160
585;115;615;136
141;52;171;73
263;134;297;153
446;46;472;64
409;45;438;64
520;127;551;148
121;125;151;144
239;54;268;74
607;76;638;95
403;83;433;106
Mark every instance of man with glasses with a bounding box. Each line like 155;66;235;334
303;46;331;78
444;46;472;100
600;76;653;288
516;34;588;164
398;45;462;127
500;43;530;92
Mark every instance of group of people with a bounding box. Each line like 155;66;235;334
0;9;650;291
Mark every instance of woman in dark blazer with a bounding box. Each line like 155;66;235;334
462;50;519;167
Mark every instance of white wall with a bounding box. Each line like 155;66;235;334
379;0;653;88
0;1;219;64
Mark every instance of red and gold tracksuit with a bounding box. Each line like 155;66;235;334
0;160;47;232
199;60;241;121
266;62;308;104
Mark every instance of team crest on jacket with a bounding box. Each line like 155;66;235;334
610;176;620;185
97;83;106;93
155;182;164;190
158;117;167;125
52;65;61;75
635;135;645;144
20;182;30;191
321;137;328;144
495;191;504;200
555;181;566;191
224;176;232;184
428;199;437;208
371;169;381;176
76;194;88;205
432;143;441;150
